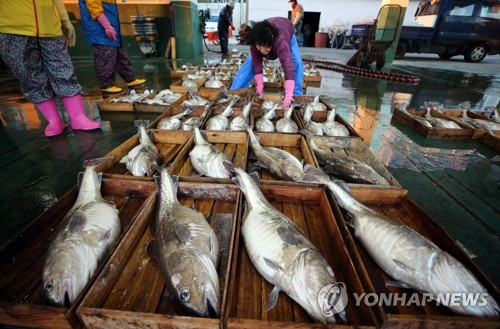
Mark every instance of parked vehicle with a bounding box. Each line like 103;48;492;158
349;0;500;63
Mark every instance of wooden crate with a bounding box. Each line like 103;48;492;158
303;71;322;83
170;88;221;114
170;78;207;93
247;133;317;183
224;183;378;328
393;107;479;139
440;109;500;139
0;179;156;329
95;130;193;181
310;136;401;188
212;88;253;113
170;131;248;184
149;106;213;131
133;90;187;113
329;187;500;329
480;132;500;152
97;91;134;112
77;181;241;329
170;65;199;79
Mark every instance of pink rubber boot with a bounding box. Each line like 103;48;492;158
36;99;65;137
61;94;101;131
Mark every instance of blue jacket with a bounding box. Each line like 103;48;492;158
79;0;121;47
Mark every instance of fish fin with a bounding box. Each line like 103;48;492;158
146;239;160;263
153;174;161;190
267;286;281;310
68;211;87;233
401;226;438;249
97;172;103;187
209;232;217;255
223;160;235;178
277;227;300;246
100;229;112;243
77;172;84;190
249;172;261;186
392;259;415;272
174;223;192;244
254;160;268;169
83;157;113;168
119;155;127;163
332;179;351;194
264;257;284;274
231;176;241;187
385;280;413;289
172;175;180;189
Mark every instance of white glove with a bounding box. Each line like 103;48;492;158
61;19;76;47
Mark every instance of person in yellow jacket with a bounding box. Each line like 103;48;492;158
79;0;145;93
0;0;101;137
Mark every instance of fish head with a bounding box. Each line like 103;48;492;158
131;152;157;177
294;249;347;324
284;164;304;182
168;250;220;317
43;249;88;306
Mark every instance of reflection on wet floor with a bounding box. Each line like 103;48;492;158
0;50;499;286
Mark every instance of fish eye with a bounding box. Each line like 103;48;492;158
44;282;53;294
179;287;190;302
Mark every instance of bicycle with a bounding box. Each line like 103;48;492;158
328;26;347;49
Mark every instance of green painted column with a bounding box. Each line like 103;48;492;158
172;1;204;59
375;0;408;65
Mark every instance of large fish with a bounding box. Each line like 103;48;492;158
120;120;160;176
227;164;346;324
157;105;194;130
247;128;303;181
424;102;462;129
148;166;220;316
276;104;298;133
302;130;389;185
256;102;279;132
182;103;211;131
299;164;500;317
189;127;232;178
305;95;327;112
395;103;432;128
229;102;252;131
302;105;323;136
322;108;349;137
43;158;121;306
206;96;239;131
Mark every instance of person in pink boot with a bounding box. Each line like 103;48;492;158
0;0;101;137
79;0;146;93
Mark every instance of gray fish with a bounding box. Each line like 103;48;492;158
299;164;500;318
205;75;225;88
247;128;303;181
157;105;194;130
229;102;252;131
189;127;232;178
302;130;389;185
302;105;323;136
182;103;211;131
228;165;346;324
276;104;298;133
206;96;239;131
457;104;500;133
424;102;462;129
43;158;121;306
322;109;349;137
395;103;432;128
256;102;279;132
305;95;327;112
148;166;220;317
182;90;210;107
120;120;160;177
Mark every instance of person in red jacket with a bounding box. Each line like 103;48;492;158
79;0;145;93
0;0;101;137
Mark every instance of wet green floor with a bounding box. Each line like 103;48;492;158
0;47;498;287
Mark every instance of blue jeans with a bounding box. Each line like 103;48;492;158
230;35;304;95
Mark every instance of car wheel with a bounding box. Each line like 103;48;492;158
464;43;487;63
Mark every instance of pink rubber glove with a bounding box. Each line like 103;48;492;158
283;80;295;109
255;73;264;97
229;21;235;31
97;14;117;40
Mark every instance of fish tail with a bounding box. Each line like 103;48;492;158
135;119;150;129
83;157;114;168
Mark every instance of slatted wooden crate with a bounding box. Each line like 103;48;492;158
310;136;401;187
303;70;322;83
170;78;207;93
170;88;221;113
247;133;316;183
294;96;360;138
97;91;135;112
77;181;241;329
95;130;193;181
393;107;479;139
133;90;186;113
224;183;378;328
170;131;248;184
0;178;156;329
329;187;500;329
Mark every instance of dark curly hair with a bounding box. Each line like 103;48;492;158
249;20;277;47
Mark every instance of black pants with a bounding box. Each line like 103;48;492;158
219;29;229;53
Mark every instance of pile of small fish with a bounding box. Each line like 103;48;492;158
140;89;183;106
109;89;154;103
120;120;160;176
43;158;121;306
147;166;220;317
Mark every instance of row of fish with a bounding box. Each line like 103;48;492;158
302;106;350;136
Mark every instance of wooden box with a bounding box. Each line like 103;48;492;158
97;91;134;112
212;88;253;113
0;179;156;329
393;107;479;139
133;90;186;113
170;88;221;114
149;106;213;131
330;187;500;328
170;131;248;184
440;109;500;139
247;133;317;183
170;78;207;93
95;129;193;181
77;181;241;329
303;71;322;83
224;183;378;328
480;132;500;152
310;136;401;188
170;65;199;78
